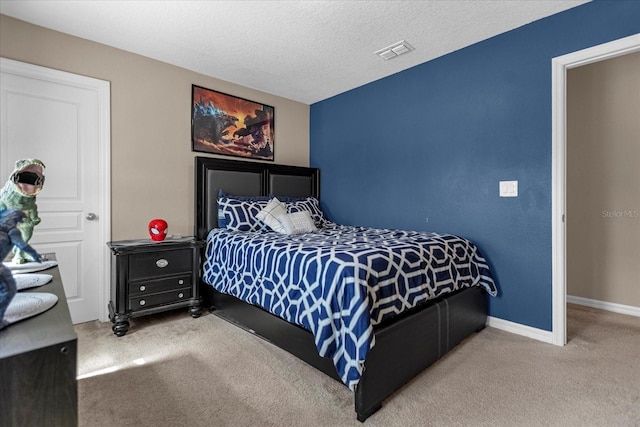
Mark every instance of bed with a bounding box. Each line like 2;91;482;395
194;156;497;421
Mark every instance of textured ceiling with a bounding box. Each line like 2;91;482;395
0;0;588;104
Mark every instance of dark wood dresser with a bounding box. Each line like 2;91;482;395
0;264;77;427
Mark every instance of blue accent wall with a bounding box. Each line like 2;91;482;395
309;1;640;331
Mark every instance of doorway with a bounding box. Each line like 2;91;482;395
551;34;640;346
566;52;640;331
0;58;111;324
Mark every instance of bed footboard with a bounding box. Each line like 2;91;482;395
202;283;487;422
354;285;487;421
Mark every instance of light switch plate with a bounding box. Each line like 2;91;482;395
500;180;518;197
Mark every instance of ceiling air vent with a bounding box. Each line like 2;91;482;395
375;40;414;60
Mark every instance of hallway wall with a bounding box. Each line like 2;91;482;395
567;52;640;307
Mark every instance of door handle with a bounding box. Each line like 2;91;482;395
86;212;97;221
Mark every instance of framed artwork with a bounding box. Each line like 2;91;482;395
191;85;274;161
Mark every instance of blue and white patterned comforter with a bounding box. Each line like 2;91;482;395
202;224;497;389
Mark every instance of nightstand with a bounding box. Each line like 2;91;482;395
107;237;203;336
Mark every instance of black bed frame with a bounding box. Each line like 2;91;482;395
194;156;487;422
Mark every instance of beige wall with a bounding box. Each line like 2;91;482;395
567;52;640;307
0;15;310;240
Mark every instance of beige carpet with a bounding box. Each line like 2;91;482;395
75;304;640;426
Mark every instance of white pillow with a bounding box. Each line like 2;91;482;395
256;197;287;232
279;211;318;235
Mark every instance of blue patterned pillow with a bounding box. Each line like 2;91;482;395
217;190;270;231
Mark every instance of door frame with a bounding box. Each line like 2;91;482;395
0;57;111;322
551;34;640;346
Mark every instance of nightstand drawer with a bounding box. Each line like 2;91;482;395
129;274;192;296
129;288;192;310
129;249;192;279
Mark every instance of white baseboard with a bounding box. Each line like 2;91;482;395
567;295;640;317
487;298;640;345
486;316;554;344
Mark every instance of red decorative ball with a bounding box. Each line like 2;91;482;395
148;219;168;241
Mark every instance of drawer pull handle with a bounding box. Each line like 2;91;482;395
139;300;146;306
156;259;169;268
178;279;184;285
178;293;184;298
139;285;146;291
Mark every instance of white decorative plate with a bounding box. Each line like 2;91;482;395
13;274;54;291
3;292;59;326
2;260;59;273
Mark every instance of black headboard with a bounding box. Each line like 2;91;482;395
194;157;320;240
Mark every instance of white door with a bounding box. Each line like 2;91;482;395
0;58;111;324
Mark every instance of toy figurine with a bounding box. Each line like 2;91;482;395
0;159;46;263
148;218;168;241
0;209;43;329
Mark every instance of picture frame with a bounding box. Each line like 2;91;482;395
191;85;274;161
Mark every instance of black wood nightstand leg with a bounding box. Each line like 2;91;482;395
189;299;202;318
111;314;130;337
